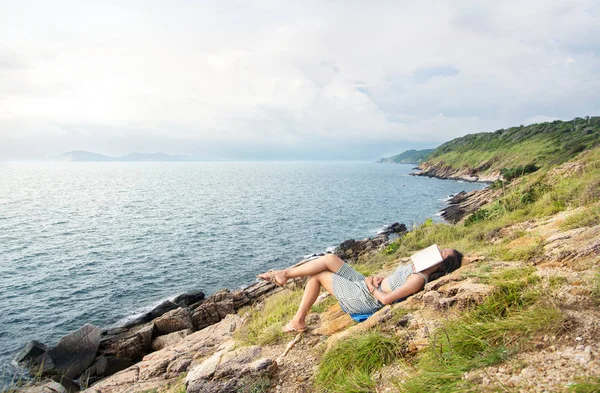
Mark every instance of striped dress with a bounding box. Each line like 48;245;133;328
331;263;427;315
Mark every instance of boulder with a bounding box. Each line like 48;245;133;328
47;324;102;379
333;225;404;260
114;335;144;361
153;308;193;335
377;222;407;236
173;290;205;307
151;329;192;351
80;356;133;386
102;323;154;363
18;379;68;393
186;345;276;393
42;381;68;393
15;340;48;367
122;301;178;328
192;302;234;331
191;290;249;330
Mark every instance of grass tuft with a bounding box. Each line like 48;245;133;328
568;376;600;393
235;289;304;346
560;204;600;231
394;267;566;393
315;331;405;393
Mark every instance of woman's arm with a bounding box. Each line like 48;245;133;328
369;274;425;305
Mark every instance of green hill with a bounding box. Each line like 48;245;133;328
376;149;435;164
424;116;600;176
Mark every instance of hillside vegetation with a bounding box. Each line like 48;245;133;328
425;116;600;176
376;149;434;164
240;141;600;392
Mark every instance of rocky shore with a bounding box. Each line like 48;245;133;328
408;161;502;224
13;223;408;393
439;188;501;224
411;160;501;183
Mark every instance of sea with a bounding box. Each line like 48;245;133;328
0;161;483;385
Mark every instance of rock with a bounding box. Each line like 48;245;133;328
42;381;67;393
136;324;154;349
99;322;154;368
191;290;249;330
115;335;144;361
122;301;179;328
138;357;172;381
15;340;49;364
173;290;205;307
186;345;276;393
153;308;193;335
80;356;134;385
165;357;193;377
187;350;223;383
18;379;70;393
412;160;500;183
47;324;102;379
151;329;192;351
377;222;407;236
439;188;502;224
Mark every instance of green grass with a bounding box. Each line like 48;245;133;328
472;267;540;319
314;331;405;393
235;289;304;345
237;376;272;393
568;376;600;393
549;275;568;289
311;294;338;313
591;272;600;304
560;203;600;231
394;268;566;393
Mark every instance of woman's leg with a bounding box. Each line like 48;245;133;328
258;254;344;287
285;271;334;331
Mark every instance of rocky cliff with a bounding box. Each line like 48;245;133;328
411;160;501;183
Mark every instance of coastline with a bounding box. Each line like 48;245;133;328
11;224;408;390
410;160;500;183
409;164;500;224
11;153;600;392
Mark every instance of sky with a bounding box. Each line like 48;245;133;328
0;0;599;161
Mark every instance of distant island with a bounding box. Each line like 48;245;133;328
54;151;199;162
376;148;435;164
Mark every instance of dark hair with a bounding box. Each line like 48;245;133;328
429;249;463;282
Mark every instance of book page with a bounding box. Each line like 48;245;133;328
411;244;443;272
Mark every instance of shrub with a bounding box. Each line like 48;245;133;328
501;164;539;181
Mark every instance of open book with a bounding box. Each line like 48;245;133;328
411;244;444;272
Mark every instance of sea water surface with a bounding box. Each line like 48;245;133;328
0;162;483;384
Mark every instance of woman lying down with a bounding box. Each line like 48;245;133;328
257;245;463;332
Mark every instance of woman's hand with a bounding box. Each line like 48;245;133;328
365;276;375;293
365;276;383;294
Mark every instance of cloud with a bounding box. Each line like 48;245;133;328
0;0;599;160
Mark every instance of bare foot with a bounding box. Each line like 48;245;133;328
282;320;306;333
257;269;287;287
